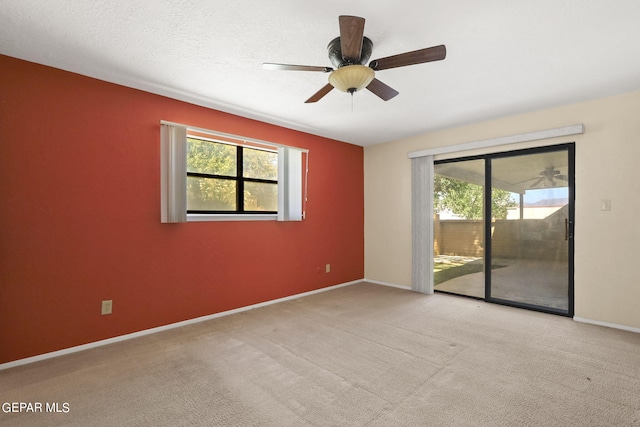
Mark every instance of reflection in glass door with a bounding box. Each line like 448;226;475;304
433;144;574;316
488;147;573;313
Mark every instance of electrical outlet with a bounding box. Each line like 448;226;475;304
325;263;331;273
101;300;113;315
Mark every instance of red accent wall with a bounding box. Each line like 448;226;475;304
0;55;364;364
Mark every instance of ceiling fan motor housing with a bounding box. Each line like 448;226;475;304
327;36;373;68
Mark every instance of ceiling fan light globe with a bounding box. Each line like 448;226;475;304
328;65;375;93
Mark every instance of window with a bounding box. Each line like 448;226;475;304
186;137;278;214
160;122;306;222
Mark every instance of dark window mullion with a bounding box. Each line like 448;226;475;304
243;177;278;185
187;171;236;180
237;146;244;212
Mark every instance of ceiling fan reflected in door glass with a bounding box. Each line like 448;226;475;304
518;167;569;188
262;15;446;103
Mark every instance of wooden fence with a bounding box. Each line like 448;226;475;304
434;206;568;261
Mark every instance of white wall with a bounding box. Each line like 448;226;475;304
364;90;640;329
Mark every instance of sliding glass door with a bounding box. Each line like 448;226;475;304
433;144;574;316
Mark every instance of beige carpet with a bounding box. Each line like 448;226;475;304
1;282;639;426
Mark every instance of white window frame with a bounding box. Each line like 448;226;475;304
160;121;308;223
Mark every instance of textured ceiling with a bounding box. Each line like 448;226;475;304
2;0;640;146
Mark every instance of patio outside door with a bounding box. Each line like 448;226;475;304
434;144;574;316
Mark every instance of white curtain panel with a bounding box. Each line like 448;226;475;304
160;124;187;223
411;155;434;294
277;147;303;221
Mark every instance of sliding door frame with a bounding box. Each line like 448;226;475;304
434;143;575;317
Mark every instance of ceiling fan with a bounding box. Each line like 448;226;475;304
521;167;569;188
262;15;446;103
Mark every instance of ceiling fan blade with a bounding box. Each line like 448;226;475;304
262;63;333;73
366;78;399;101
339;15;365;62
305;84;334;103
369;45;446;71
556;174;568;181
529;177;544;188
515;178;536;185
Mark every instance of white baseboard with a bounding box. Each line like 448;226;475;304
364;279;412;290
573;316;640;334
0;279;364;371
